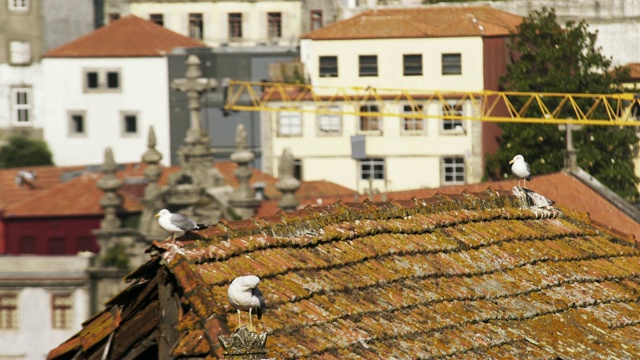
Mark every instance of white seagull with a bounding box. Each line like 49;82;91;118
228;275;266;331
154;209;204;243
509;154;533;188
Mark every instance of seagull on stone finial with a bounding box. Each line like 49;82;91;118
228;275;266;332
509;154;533;188
154;209;205;243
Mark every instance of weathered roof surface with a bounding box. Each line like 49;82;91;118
44;15;206;58
49;188;640;359
363;170;640;239
301;6;522;40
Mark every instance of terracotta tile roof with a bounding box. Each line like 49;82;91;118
301;6;522;40
44;15;207;58
359;170;640;239
3;172;143;217
621;62;640;80
0;165;86;210
49;188;640;359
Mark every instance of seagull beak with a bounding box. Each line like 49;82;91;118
509;159;515;164
154;214;160;218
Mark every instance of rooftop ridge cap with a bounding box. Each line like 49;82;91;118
171;188;561;245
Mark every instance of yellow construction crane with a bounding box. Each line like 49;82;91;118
224;80;640;126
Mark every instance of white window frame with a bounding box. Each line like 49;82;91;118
51;293;74;329
359;158;385;180
11;87;32;126
68;111;87;137
442;156;465;185
83;68;122;93
402;104;425;134
8;0;28;11
121;111;139;137
0;293;18;329
317;106;342;136
278;110;302;136
9;41;30;65
441;100;465;134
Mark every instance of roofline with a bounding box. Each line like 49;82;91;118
568;166;640;224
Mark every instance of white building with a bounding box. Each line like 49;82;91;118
42;15;207;166
262;6;522;192
0;255;91;360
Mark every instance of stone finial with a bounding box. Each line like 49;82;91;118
142;126;163;200
218;327;268;359
275;148;300;212
229;124;261;218
97;148;123;230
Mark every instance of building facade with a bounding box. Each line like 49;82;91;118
262;7;521;192
0;255;90;360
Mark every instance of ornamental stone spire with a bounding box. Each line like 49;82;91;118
229;124;261;219
97;147;123;230
142;126;163;201
276;147;300;212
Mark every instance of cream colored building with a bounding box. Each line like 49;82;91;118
128;0;305;47
264;6;522;192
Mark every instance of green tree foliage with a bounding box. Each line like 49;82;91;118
0;135;54;168
486;7;639;201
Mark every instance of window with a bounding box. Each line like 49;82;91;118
293;159;302;180
278;111;302;136
360;158;384;180
76;236;96;253
83;68;121;92
149;14;164;26
310;10;323;30
11;88;32;125
228;13;242;38
317;106;341;135
319;56;338;77
121;112;139;136
442;53;462;75
108;13;120;23
49;237;66;255
9;41;30;65
189;13;203;40
19;236;37;254
359;55;378;77
442;101;464;133
8;0;28;11
51;294;73;329
443;157;465;184
268;12;282;39
359;104;380;132
0;294;18;329
403;104;424;132
68;111;86;136
403;54;422;76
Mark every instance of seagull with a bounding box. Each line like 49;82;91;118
509;154;533;188
154;209;205;243
228;275;266;331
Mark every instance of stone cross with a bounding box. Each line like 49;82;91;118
170;54;218;142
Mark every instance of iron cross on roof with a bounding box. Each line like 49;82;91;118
170;55;218;142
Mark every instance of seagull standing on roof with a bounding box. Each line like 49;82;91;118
509;154;533;188
228;275;266;332
154;209;204;243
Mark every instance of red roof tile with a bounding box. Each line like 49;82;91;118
301;6;522;40
49;188;640;359
44;15;207;58
621;62;640;80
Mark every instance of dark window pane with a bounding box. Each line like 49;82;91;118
403;54;422;76
150;14;163;26
49;237;66;255
229;13;242;38
72;114;84;133
125;115;137;133
107;72;119;89
442;53;461;75
268;12;282;38
319;56;338;77
359;55;378;77
87;72;98;88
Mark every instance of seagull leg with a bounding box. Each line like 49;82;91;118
237;309;242;329
247;308;256;332
171;233;176;244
